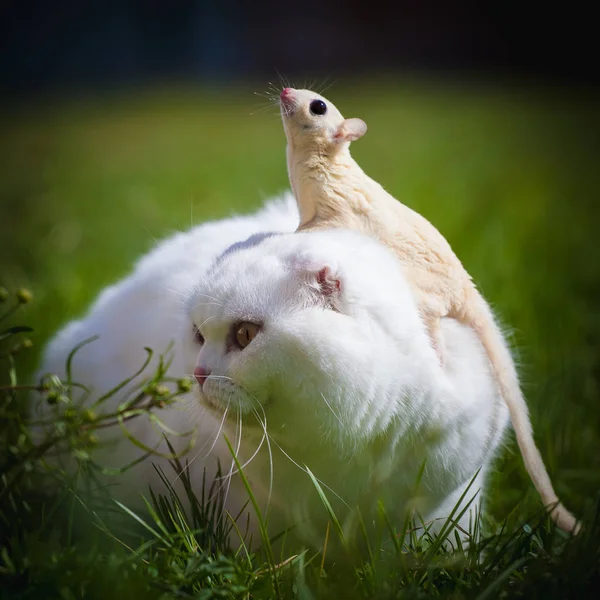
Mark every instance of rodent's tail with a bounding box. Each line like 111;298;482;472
467;292;580;535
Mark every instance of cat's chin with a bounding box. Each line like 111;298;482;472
198;394;226;413
195;379;258;420
196;394;268;431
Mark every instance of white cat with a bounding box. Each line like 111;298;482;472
37;193;509;554
36;193;300;509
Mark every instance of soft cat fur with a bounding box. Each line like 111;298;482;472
37;194;509;554
184;226;509;551
36;193;300;505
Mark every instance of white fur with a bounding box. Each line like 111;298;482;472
36;193;299;498
185;228;509;550
37;193;509;554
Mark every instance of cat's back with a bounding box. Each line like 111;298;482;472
37;193;299;397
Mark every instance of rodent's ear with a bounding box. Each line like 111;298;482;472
334;118;367;143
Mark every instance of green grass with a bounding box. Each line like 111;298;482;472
1;78;599;598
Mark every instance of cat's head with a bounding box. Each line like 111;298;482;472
183;229;431;450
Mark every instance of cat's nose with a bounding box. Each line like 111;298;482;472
194;366;211;387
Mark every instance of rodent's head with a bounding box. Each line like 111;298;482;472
280;88;367;153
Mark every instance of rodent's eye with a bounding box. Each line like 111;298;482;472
234;322;260;350
309;99;327;116
193;325;204;345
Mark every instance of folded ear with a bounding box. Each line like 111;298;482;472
334;118;367;143
291;255;343;306
315;266;341;298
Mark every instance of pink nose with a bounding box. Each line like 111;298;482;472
194;366;211;387
280;87;294;100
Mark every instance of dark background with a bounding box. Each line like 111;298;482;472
1;3;600;595
1;0;597;95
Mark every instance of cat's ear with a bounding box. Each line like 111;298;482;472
292;256;342;307
333;118;367;143
315;266;341;298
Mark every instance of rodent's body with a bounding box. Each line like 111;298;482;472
293;150;471;333
281;87;580;534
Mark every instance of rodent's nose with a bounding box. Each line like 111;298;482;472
194;366;211;387
280;88;296;114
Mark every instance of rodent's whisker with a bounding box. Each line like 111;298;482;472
250;93;280;116
249;104;281;117
315;76;338;97
275;68;292;92
253;91;277;101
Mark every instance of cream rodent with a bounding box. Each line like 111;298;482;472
279;86;580;535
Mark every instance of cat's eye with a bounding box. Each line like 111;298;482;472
234;322;260;349
193;325;204;345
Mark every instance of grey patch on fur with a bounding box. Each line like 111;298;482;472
211;232;283;271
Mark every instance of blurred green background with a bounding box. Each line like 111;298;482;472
1;79;599;523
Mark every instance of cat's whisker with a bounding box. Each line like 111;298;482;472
216;426;266;480
183;396;209;421
143;226;160;246
207;402;230;457
196;315;218;331
261;421;351;510
184;374;235;383
205;396;243;508
164;287;193;300
222;407;244;511
169;402;230;486
191;301;227;308
251;403;274;514
320;392;346;431
193;292;224;305
190;297;233;316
